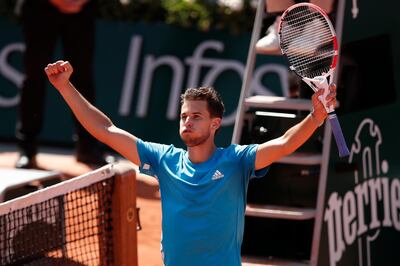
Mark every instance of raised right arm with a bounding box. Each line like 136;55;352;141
44;60;141;165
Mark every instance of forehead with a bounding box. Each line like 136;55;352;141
181;100;209;114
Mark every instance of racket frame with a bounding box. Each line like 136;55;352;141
278;3;350;157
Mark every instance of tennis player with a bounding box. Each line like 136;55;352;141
45;60;336;266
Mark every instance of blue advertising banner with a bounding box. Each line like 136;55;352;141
0;18;288;147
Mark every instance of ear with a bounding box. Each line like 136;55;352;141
211;117;222;130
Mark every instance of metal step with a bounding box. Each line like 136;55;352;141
242;256;309;266
276;152;322;165
245;96;311;111
245;204;316;220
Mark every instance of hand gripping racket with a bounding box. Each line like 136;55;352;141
278;3;350;157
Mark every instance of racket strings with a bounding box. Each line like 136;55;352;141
280;13;332;51
289;49;333;74
282;11;325;30
288;49;335;69
280;7;335;78
284;31;333;58
281;24;332;46
290;53;333;68
282;6;323;26
285;42;334;77
292;60;331;78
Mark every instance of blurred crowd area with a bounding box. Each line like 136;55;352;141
0;0;259;34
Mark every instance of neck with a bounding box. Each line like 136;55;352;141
187;141;216;164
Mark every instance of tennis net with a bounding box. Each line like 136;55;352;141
0;163;137;266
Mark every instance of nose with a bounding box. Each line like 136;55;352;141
183;117;193;128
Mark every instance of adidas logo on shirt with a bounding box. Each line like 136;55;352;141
211;170;224;180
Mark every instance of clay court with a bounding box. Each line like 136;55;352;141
0;143;163;266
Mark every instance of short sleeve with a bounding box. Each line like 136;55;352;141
136;138;170;177
233;144;269;180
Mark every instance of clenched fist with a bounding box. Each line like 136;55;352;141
44;60;73;90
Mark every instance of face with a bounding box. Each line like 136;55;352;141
179;100;220;147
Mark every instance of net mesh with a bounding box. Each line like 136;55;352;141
0;171;115;266
279;5;336;78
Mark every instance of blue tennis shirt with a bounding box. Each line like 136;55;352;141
136;139;268;266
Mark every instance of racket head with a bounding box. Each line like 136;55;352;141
278;3;338;80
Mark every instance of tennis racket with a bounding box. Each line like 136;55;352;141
278;3;350;158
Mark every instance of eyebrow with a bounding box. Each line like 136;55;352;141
181;111;203;116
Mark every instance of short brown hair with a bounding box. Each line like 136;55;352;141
180;87;225;118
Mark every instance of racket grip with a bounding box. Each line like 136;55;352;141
328;113;350;157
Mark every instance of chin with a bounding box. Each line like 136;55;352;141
180;136;197;147
180;134;210;147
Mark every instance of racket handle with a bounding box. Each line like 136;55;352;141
328;112;350;157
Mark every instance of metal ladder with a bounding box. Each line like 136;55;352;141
233;0;347;265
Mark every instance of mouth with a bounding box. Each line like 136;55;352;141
182;129;192;134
